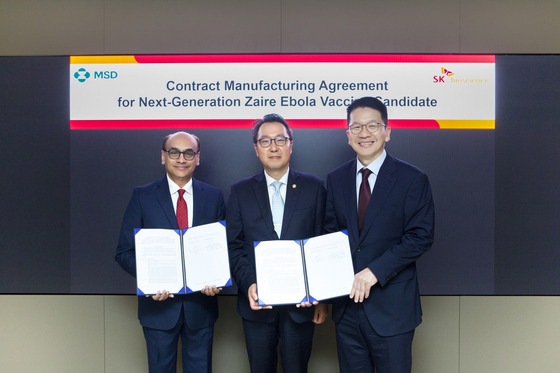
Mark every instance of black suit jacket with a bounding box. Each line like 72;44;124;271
115;175;225;331
324;153;435;336
227;169;326;323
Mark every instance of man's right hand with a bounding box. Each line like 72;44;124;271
248;283;272;310
148;290;174;301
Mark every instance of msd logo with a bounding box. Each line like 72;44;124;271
94;71;118;79
73;68;118;82
73;68;91;82
433;67;454;83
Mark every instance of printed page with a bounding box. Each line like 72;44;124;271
254;240;307;306
134;228;184;295
182;221;231;292
303;231;355;301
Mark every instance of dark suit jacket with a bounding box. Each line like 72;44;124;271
324;153;434;336
115;175;225;331
227;169;326;323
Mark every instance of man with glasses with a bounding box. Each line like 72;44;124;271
227;113;328;373
116;131;225;373
324;97;435;373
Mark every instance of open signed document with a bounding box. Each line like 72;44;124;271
254;231;354;306
134;221;231;295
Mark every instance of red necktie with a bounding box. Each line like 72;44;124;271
177;189;188;229
358;168;372;233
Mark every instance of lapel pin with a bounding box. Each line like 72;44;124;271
292;184;297;188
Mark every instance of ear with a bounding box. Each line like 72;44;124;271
254;143;259;157
161;150;166;165
385;127;391;142
196;152;200;166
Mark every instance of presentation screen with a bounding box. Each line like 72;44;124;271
2;54;558;295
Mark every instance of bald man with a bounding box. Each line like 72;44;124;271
116;132;226;373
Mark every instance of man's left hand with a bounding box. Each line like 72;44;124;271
201;285;222;296
312;303;328;324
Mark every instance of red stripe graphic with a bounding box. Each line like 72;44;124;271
133;54;495;64
388;119;440;129
70;119;442;130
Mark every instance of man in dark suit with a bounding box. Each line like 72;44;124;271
324;97;435;373
115;131;225;373
227;114;328;373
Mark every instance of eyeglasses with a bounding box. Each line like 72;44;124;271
163;148;198;160
348;121;387;135
256;136;291;148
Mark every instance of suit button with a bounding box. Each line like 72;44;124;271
356;246;361;252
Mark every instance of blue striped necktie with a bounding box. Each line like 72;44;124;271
271;181;284;237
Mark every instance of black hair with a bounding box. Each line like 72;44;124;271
346;96;388;124
252;113;294;144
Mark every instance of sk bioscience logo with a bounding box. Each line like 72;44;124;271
434;66;488;84
73;67;118;83
433;67;454;83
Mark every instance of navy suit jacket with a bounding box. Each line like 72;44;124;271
115;175;226;331
227;169;326;323
324;153;434;336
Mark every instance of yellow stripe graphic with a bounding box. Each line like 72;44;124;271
70;56;137;64
438;120;495;129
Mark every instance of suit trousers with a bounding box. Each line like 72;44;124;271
336;300;414;373
142;304;214;373
242;309;315;373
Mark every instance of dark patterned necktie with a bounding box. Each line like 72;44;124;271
358;168;372;233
